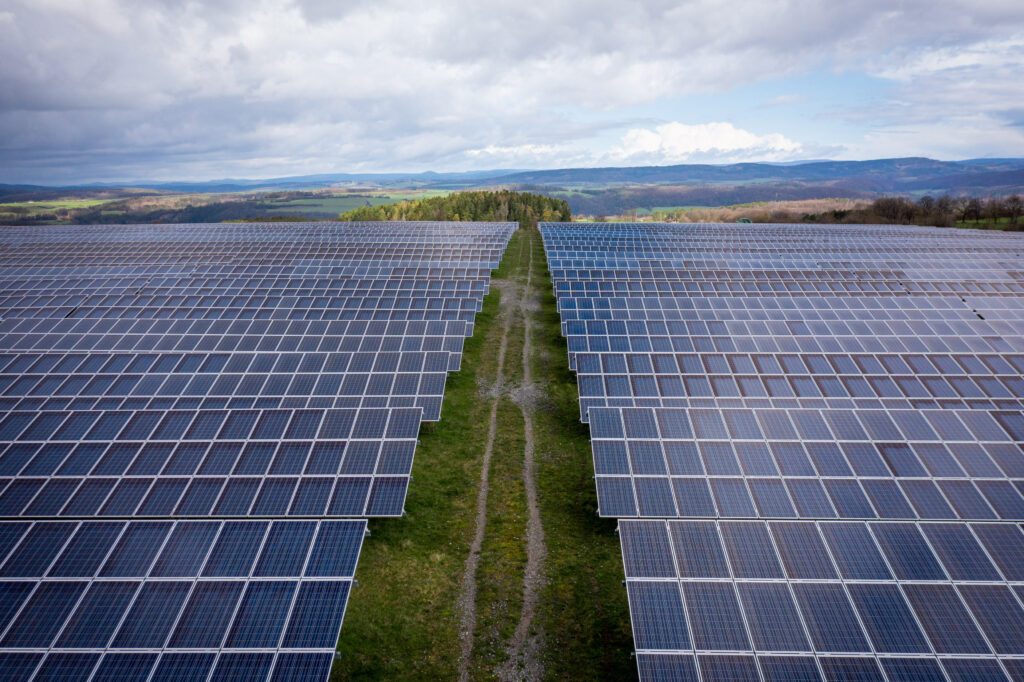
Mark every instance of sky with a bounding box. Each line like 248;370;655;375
1;0;1024;183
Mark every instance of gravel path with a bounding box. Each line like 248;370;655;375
499;232;547;682
456;236;524;682
456;233;549;682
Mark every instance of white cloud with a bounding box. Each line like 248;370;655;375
862;121;1024;159
877;36;1024;80
841;33;1024;158
608;122;802;165
1;0;1024;181
465;143;579;166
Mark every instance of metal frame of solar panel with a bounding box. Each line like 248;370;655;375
0;221;515;681
541;222;1024;682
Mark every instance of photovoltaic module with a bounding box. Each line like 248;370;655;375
541;222;1024;682
0;221;514;681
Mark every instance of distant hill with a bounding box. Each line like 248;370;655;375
0;169;523;197
480;158;1024;214
487;158;1024;191
4;158;1024;218
6;158;1024;194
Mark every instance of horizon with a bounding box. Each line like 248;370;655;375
6;155;1024;189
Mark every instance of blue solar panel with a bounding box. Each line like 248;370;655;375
0;222;515;681
0;519;363;651
542;222;1024;681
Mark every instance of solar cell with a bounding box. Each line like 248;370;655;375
542;222;1024;681
0;221;515;681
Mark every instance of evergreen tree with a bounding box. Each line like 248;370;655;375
339;190;570;229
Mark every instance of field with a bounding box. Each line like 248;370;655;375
0;188;451;224
957;217;1017;229
262;191;450;217
0;197;115;223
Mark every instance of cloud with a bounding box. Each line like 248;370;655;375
608;122;802;165
1;0;1024;182
852;117;1024;160
877;36;1024;81
465;143;582;167
759;94;806;109
840;34;1024;159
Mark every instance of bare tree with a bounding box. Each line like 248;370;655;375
963;198;983;223
1006;195;1023;225
984;196;1005;223
934;195;955;227
873;196;916;224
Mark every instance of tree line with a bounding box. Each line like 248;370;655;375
339;190;571;229
796;194;1023;229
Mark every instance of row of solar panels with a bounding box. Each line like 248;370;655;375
541;222;1024;681
0;222;515;681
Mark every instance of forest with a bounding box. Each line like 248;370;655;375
339;190;571;228
765;194;1023;229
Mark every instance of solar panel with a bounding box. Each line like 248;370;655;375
0;406;422;519
0;221;515;681
541;222;1024;681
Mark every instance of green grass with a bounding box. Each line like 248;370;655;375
0;198;110;211
956;217;1022;230
471;399;528;673
468;234;530;677
332;227;634;680
331;310;495;677
0;190;458;225
0;198;114;223
382;190;452;201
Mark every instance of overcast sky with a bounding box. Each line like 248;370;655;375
2;0;1024;183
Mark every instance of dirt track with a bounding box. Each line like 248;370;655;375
498;232;547;682
457;230;549;682
456;237;523;682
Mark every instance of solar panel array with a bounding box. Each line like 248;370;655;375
540;222;1024;682
0;221;514;680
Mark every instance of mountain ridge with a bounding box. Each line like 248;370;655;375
4;158;1024;195
487;157;1024;189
